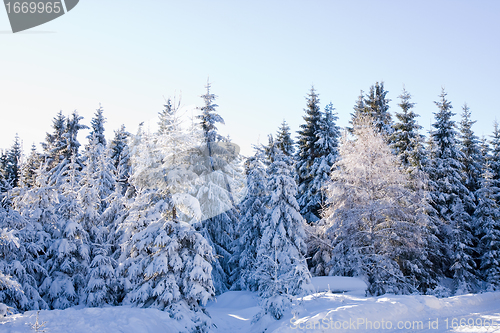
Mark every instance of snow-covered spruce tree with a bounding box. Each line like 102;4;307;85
490;120;500;201
321;116;435;295
64;111;88;163
41;111;67;171
12;167;59;311
84;243;117;307
299;102;340;224
0;228;24;312
191;83;242;294
79;137;102;233
348;91;366;133
0;154;11;202
102;127;130;260
459;103;483;216
0;228;47;313
43;111;87;187
87;105;107;147
230;146;268;291
296;87;323;223
3;134;22;189
0;200;48;313
350;82;392;137
84;107;115;212
78;136;119;307
109;125;132;196
390;87;426;173
119;98;215;332
305;103;341;274
124;216;215;331
426;89;478;294
20;144;41;189
365;82;392;135
275;120;295;156
40;156;90;309
474;164;500;291
254;140;313;321
84;133;116;215
98;186;127;302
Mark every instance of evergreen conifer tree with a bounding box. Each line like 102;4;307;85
230;147;267;291
87;105;107;147
192;83;241;294
298;102;340;223
0;199;48;312
64;111;88;162
348;91;366;132
109;125;131;196
118;98;216;330
427;89;478;294
275;120;294;156
474;164;500;291
390;87;426;173
350;82;392;136
43;111;87;187
40;156;90;309
459;103;483;216
20;144;41;188
4;134;22;189
42;111;66;170
296;87;323;222
254;141;312;320
490;120;500;200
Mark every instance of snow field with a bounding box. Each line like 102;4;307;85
2;287;500;332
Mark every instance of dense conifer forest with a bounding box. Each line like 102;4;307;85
1;82;499;331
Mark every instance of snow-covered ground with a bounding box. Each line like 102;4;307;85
2;277;500;333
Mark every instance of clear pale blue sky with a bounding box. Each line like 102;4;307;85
1;0;499;156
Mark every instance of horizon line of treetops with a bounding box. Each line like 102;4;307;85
0;81;499;331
